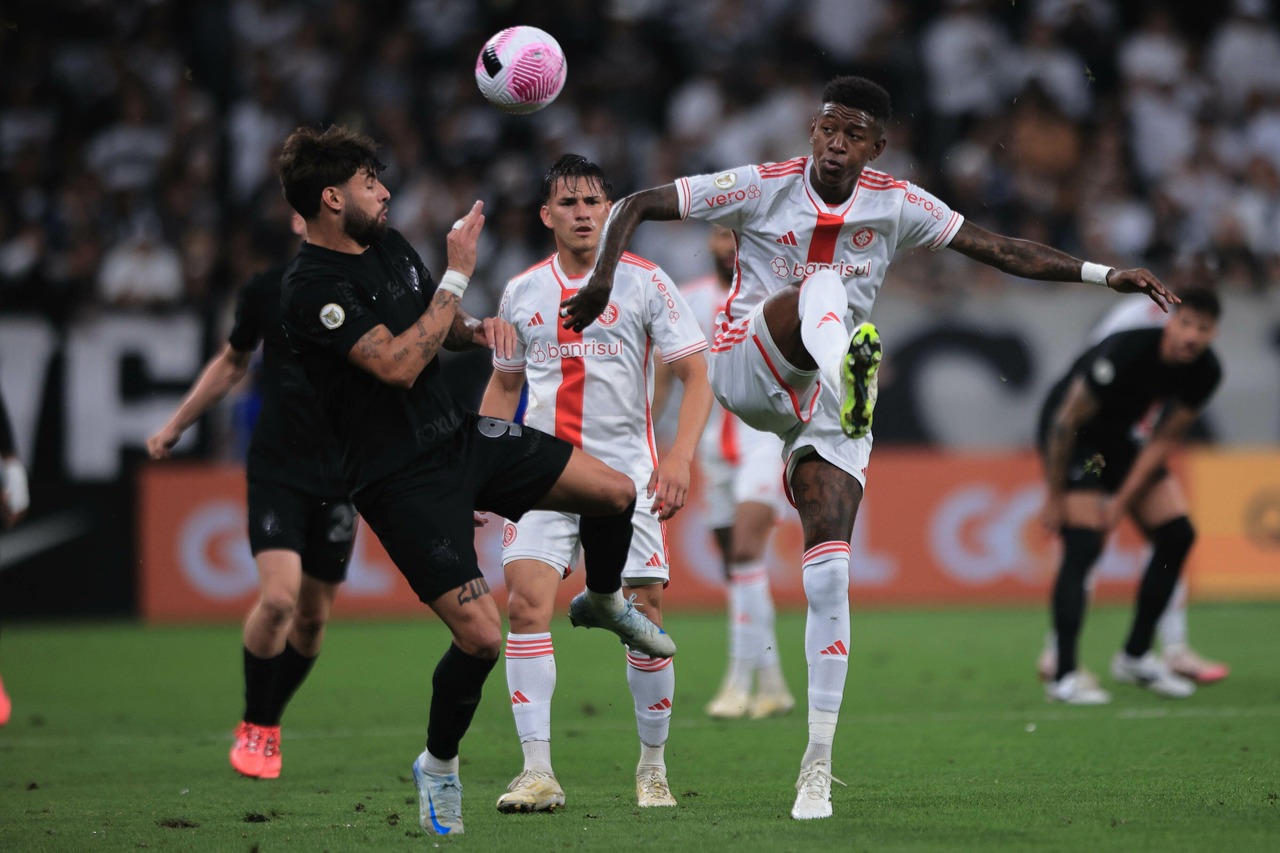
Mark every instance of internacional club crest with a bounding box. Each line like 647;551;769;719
597;301;621;327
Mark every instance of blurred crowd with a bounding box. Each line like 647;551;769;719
2;0;1280;329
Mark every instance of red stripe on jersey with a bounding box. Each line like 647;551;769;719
806;212;845;264
555;282;586;447
758;156;806;176
621;252;658;270
721;411;740;465
512;255;555;281
752;334;813;422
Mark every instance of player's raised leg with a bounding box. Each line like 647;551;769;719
537;450;674;657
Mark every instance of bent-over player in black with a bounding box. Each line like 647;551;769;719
276;125;675;836
148;215;356;779
1037;287;1222;704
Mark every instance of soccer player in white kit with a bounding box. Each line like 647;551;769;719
678;226;794;720
480;155;712;813
1035;293;1230;685
560;76;1178;820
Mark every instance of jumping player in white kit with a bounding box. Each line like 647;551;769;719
560;76;1178;820
676;226;794;721
480;155;712;813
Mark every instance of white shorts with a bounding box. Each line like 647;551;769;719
698;413;787;530
709;302;871;493
501;495;669;584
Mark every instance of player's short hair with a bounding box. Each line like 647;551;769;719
821;76;892;127
278;126;386;219
1176;287;1222;320
540;154;613;202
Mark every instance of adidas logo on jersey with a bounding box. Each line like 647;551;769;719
775;231;799;247
645;553;663;568
647;697;672;711
511;691;532;705
527;312;545;327
817;311;841;328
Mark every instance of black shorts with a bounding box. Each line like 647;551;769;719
1036;401;1166;495
247;480;357;583
354;413;573;604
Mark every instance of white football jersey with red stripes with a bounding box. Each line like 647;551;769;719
675;157;964;334
494;252;708;488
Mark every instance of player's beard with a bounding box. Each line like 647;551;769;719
344;206;388;247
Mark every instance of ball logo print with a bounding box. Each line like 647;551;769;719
713;172;738;190
475;26;567;114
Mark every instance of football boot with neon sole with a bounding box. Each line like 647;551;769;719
839;323;882;439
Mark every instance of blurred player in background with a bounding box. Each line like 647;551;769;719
1037;288;1223;704
1;380;31;725
480;155;711;812
560;75;1177;820
277;127;672;836
1036;292;1230;686
673;226;793;721
147;212;356;779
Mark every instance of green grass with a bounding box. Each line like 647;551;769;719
2;604;1278;851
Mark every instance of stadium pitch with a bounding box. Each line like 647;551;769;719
2;604;1276;851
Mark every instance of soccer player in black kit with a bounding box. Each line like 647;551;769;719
276;126;672;836
148;213;355;780
1038;287;1222;705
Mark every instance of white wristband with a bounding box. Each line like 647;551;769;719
438;270;470;299
1081;262;1113;286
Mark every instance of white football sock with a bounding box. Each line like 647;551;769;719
726;560;769;692
1157;578;1190;650
505;632;556;771
626;647;674;768
586;588;625;615
798;269;850;397
417;749;459;776
802;541;851;757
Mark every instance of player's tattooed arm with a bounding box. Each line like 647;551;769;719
347;288;461;388
949;221;1091;282
562;184;681;332
456;577;490;606
949;221;1177;309
444;311;479;349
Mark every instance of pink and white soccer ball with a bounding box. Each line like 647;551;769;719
474;26;567;114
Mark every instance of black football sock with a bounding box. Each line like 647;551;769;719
425;644;497;761
242;647;282;725
580;497;636;594
261;642;317;726
1124;517;1194;659
1052;527;1104;681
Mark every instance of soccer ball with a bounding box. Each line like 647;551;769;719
474;26;567;114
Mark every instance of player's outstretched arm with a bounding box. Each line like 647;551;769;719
948;221;1178;311
147;343;253;459
561;185;681;332
649;352;712;521
347;201;484;388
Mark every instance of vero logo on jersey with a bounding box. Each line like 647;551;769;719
775;231;799;247
527;312;544;327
